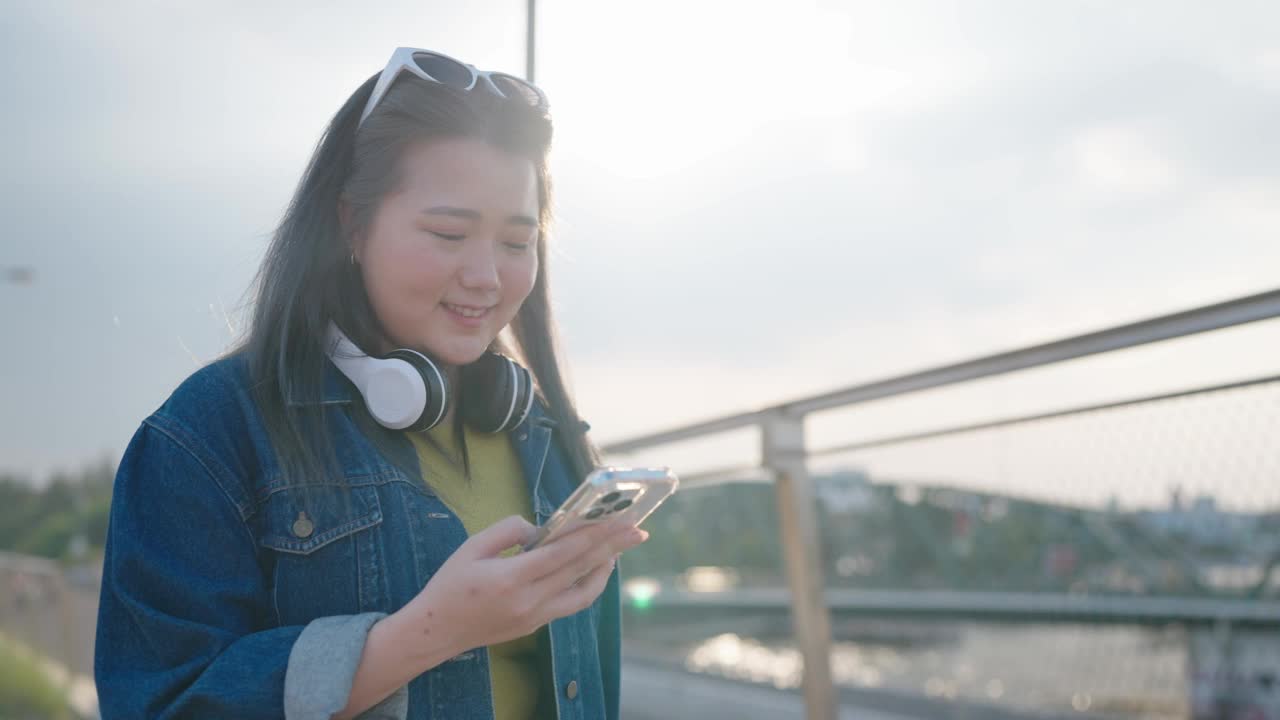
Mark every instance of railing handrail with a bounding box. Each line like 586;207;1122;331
811;371;1280;458
646;587;1280;626
603;288;1280;454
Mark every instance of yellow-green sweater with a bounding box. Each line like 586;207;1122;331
407;424;553;720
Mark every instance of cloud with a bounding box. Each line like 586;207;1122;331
2;0;1278;496
1066;124;1180;194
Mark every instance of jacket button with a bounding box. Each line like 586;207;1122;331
565;680;578;700
292;512;315;538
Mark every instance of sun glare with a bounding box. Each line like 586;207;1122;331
538;3;750;179
537;2;984;182
538;2;856;179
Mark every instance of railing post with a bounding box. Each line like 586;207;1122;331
762;410;836;720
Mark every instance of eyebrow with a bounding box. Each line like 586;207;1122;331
423;206;538;227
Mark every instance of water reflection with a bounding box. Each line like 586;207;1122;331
651;621;1195;718
685;633;802;689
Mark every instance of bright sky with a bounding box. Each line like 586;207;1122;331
2;1;1278;510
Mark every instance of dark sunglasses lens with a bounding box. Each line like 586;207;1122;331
491;74;545;107
412;53;472;89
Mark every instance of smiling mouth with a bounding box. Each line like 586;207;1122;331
442;302;493;319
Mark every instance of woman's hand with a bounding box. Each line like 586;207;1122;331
396;515;647;663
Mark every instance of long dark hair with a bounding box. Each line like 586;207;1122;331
232;68;597;487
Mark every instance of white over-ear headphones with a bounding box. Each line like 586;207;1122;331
324;322;534;433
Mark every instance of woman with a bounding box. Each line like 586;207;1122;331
94;47;646;720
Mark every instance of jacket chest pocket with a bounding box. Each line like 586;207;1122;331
257;484;385;625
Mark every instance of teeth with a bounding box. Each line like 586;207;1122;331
446;304;488;318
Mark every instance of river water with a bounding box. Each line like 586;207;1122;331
623;617;1272;719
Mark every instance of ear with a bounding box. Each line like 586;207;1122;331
338;194;353;230
338;195;362;261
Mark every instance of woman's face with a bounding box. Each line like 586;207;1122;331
353;137;540;367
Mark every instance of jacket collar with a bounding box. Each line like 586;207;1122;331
514;403;560;523
321;359;357;404
281;359;357;407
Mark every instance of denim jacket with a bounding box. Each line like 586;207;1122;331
94;353;621;720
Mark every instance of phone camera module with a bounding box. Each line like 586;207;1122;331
586;507;606;520
601;491;622;504
612;498;633;512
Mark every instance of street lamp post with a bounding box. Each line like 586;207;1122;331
526;0;536;83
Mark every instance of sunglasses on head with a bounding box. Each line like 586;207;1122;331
359;47;548;127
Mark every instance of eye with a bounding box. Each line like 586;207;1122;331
504;232;537;252
430;231;465;242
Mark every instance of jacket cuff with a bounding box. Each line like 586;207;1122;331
284;612;409;720
354;684;409;720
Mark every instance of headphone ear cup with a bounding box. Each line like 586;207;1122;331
383;349;449;432
461;353;535;433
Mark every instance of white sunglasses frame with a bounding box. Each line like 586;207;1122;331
358;47;548;127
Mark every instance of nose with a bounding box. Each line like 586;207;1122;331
458;238;500;293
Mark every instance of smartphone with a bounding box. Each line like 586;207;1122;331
523;466;679;551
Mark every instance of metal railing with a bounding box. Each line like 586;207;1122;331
601;288;1280;720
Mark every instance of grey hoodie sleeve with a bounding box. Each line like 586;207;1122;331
283;612;410;720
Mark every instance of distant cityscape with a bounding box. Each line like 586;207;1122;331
627;469;1280;598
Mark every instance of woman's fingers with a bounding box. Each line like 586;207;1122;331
537;554;618;620
510;519;630;581
530;527;646;600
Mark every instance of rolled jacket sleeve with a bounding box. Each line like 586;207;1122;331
285;613;408;720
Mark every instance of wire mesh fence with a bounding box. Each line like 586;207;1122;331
622;376;1280;719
